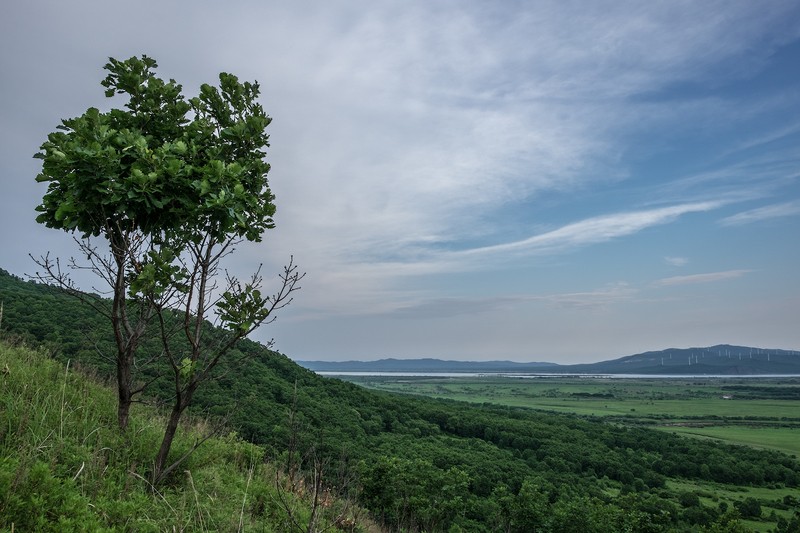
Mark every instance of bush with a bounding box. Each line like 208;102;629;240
0;457;104;532
734;497;762;519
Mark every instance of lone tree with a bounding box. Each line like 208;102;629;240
34;56;302;481
33;56;196;430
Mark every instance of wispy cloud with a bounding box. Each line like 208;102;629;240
261;3;799;276
388;296;519;319
649;147;800;208
453;202;724;259
386;282;636;319
653;270;751;287
279;201;724;316
732;122;800;153
719;201;800;226
665;256;689;267
540;283;637;309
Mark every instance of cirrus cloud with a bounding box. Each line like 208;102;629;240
653;270;752;287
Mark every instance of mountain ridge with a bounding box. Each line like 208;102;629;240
299;344;800;374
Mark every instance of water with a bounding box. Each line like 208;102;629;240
316;371;800;379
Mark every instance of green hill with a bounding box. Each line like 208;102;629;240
3;267;800;532
0;340;367;531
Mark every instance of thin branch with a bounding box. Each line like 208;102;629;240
29;253;112;320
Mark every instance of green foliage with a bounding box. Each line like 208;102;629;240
0;458;107;532
217;282;271;333
0;340;359;531
680;490;702;507
497;477;550;532
734;497;762;519
360;455;469;531
34;55;274;245
775;513;800;533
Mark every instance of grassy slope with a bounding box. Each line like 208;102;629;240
0;340;366;532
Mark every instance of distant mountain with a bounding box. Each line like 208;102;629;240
565;345;800;375
297;357;559;373
298;345;800;375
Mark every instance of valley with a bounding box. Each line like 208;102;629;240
339;374;800;456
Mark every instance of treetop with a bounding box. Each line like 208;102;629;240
34;55;276;245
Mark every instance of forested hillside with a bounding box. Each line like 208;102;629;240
3;267;800;532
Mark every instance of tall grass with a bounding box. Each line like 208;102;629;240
0;339;365;532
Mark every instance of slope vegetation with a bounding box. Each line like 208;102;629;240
0;340;365;531
3;268;800;531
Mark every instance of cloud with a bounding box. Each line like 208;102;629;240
385;282;636;319
653;270;751;287
539;283;637;310
256;2;799;278
388;296;519;319
280;200;727;316
719;201;800;226
3;2;800;361
665;256;689;267
452;201;724;259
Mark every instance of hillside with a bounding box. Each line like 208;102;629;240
300;345;800;375
3;267;800;531
0;340;366;531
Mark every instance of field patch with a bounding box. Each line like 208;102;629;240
343;375;800;455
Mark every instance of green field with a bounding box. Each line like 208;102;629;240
342;375;800;456
661;426;800;456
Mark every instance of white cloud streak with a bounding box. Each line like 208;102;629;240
452;202;724;259
252;2;799;279
386;282;637;319
719;201;800;226
653;270;752;287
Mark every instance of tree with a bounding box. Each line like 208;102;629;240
33;55;302;482
733;497;761;519
33;55;194;430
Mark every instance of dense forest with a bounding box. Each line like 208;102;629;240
2;267;800;532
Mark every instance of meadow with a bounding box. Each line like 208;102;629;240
341;375;800;457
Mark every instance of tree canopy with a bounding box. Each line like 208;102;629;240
34;55;275;244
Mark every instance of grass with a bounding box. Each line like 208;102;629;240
658;426;800;456
346;374;800;459
0;339;368;532
666;478;798;532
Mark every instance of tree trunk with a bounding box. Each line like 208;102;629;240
153;403;184;483
109;224;134;432
116;349;132;431
152;385;196;484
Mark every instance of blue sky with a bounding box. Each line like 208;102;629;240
1;1;799;363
